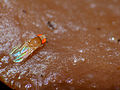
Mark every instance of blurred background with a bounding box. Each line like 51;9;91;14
0;0;120;89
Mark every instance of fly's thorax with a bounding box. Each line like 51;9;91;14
28;37;42;48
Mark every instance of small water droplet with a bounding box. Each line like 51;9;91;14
73;55;85;65
25;84;32;88
106;47;111;51
109;37;115;41
0;62;2;65
56;87;58;90
81;58;85;62
66;78;73;84
79;79;85;85
18;76;21;79
11;80;14;85
1;56;9;63
78;50;83;53
15;82;21;88
108;36;119;43
73;56;78;63
90;83;97;88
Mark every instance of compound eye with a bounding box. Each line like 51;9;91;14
42;38;47;44
37;34;42;37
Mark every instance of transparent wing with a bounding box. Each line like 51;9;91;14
10;43;32;62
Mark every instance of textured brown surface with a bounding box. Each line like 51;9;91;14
0;0;120;89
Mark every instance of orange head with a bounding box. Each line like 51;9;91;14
37;34;47;44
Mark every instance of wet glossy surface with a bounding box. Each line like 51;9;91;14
0;0;120;89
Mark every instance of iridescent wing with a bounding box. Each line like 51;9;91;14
10;43;32;62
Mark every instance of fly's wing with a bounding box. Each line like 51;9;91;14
10;43;32;62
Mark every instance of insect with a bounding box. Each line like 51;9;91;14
9;34;47;62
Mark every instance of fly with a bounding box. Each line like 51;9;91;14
9;34;47;62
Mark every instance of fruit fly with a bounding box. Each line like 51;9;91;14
9;34;47;62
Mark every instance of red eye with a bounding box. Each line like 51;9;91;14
42;38;46;44
37;34;47;44
37;34;42;37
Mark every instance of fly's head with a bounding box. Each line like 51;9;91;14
37;34;47;45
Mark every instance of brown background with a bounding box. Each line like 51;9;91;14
0;0;120;89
